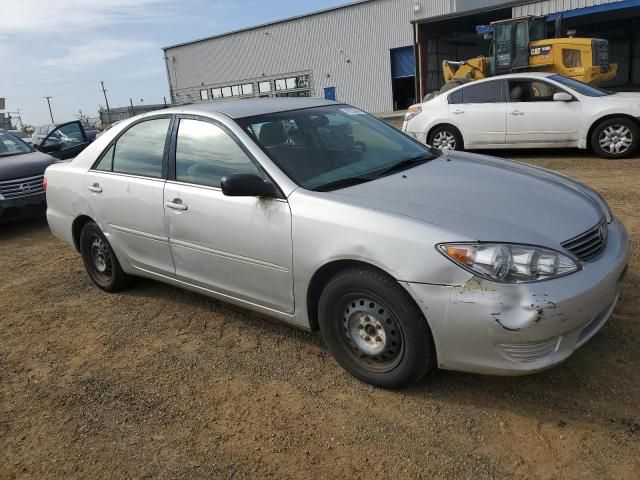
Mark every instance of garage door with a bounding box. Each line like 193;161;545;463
390;46;416;78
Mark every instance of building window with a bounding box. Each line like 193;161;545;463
211;88;222;99
200;89;209;100
231;85;241;96
275;78;287;91
285;77;297;89
221;86;232;97
296;75;310;89
258;81;272;93
242;83;254;95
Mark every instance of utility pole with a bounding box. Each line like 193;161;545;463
129;98;135;117
100;81;112;124
44;96;54;123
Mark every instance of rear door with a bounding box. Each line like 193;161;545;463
83;116;175;276
37;121;91;160
448;80;507;147
506;79;583;145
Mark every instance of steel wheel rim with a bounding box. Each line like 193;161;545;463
89;236;113;281
340;295;404;373
432;131;456;150
599;125;633;155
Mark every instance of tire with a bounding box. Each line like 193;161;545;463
79;221;130;292
428;125;463;151
318;267;435;389
590;117;639;159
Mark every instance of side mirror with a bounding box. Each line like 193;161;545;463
221;174;279;198
553;92;573;102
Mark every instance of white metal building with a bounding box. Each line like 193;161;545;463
163;0;640;113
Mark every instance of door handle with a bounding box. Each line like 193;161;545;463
87;183;102;193
452;109;465;115
510;110;524;116
165;199;188;211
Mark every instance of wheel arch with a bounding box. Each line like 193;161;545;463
306;259;412;332
426;123;465;148
71;215;95;252
586;113;640;148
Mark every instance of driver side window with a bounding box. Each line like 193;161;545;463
41;122;84;150
509;80;562;102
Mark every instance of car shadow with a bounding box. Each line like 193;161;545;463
0;215;49;239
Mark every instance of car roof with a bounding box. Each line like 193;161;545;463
161;97;339;119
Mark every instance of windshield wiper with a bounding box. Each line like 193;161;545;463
369;154;434;179
312;175;375;192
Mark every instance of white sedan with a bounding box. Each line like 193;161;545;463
403;72;640;159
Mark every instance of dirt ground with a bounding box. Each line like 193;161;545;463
1;150;639;480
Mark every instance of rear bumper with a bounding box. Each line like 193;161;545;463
403;219;630;376
0;192;46;221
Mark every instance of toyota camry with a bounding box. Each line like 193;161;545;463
44;98;629;388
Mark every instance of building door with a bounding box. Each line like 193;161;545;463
390;46;416;110
324;87;336;101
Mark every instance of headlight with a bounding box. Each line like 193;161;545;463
405;104;422;122
437;243;580;283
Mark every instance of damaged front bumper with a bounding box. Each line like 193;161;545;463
402;219;629;376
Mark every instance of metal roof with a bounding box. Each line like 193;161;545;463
162;0;376;50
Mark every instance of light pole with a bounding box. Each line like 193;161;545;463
44;96;54;123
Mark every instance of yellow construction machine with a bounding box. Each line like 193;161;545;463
441;16;617;91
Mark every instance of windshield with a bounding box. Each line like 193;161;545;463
0;130;32;157
550;75;610;97
238;105;438;191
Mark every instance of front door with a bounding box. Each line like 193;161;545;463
163;117;294;313
506;79;583;145
448;80;507;147
37;121;91;160
84;116;175;275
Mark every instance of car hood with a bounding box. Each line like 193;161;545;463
599;91;640;102
0;150;57;181
330;152;604;247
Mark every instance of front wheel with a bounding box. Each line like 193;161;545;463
590;117;639;159
79;221;130;292
428;125;463;151
318;267;435;389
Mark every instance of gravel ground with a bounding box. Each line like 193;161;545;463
1;149;639;480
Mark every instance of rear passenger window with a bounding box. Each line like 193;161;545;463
460;81;504;104
175;119;261;188
112;118;170;178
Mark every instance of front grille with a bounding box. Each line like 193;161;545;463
0;174;45;200
562;219;608;261
497;337;560;363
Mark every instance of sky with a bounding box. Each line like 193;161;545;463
0;0;351;127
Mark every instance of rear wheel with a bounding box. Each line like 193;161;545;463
428;125;463;151
318;267;435;389
590;117;639;159
79;222;130;292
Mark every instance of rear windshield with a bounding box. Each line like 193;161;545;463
0;131;32;157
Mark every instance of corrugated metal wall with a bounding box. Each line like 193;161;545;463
165;0;457;113
513;0;622;16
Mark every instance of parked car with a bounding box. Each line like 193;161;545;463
403;72;640;159
32;121;98;147
44;99;629;388
32;124;55;146
0;129;57;221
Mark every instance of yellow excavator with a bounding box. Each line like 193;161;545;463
441;16;617;92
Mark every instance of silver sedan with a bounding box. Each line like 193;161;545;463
44;98;629;388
